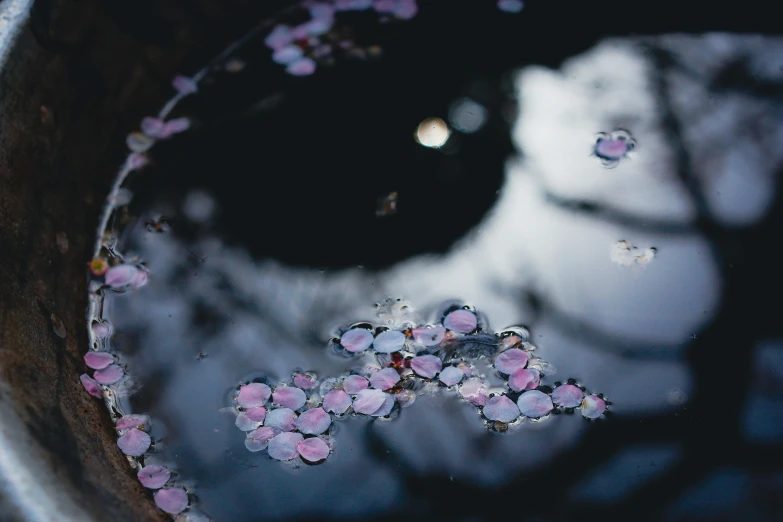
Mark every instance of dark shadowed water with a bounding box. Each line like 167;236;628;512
91;2;783;521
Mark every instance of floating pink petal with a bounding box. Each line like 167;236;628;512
393;0;418;19
340;329;374;353
245;406;267;422
115;414;150;432
483;395;521;422
410;355;442;379
272;45;303;65
297;437;330;462
497;0;524;13
323;389;352;414
84;351;114;370
154;487;188;515
268;432;304;461
91;320;112;339
374;0;396;12
412;326;447;346
265;408;297;432
517;390;554;418
245;426;275;452
337;0;373;10
438;366;464;386
494;348;529;375
373;330;406;353
130;267;149;288
237;383;271;408
79;374;103;398
128;153;149;170
264;25;293;50
343;375;369;394
296;408;331;435
235;412;262;431
172;75;198;95
552;384;584;408
581;395;607;419
117;428;151;456
160;117;191;137
93;364;124;385
273;386;307;410
459;378;488;406
293;373;317;390
141;117;165;137
104;264;139;288
137;465;170;489
286;57;317;77
595;137;631;160
353;388;388;415
370;368;400;390
443;310;477;333
370;393;395;417
508;368;540;392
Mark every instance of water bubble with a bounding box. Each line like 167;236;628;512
273;386;307;410
581;395;607;419
410;355;442;379
297;437;331;463
137;465;171;489
353;389;388;415
93;364;124;385
265;408;298;433
517;390;554;418
369;367;401;390
508;368;540;392
79;374;103;398
340;328;374;353
154;487;189;515
245;427;275;452
438;366;464;387
373;330;406;353
296;408;332;435
483;395;521;423
84;351;114;370
343;375;369;394
236;383;271;408
323;389;352;414
268;432;304;461
117;428;151;456
552;384;584;408
493;348;529;375
443;310;478;334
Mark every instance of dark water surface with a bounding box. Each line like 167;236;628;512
97;2;783;521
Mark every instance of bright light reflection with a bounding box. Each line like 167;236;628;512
415;117;450;148
449;98;487;133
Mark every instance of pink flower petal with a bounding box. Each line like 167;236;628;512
245;426;275;452
268;432;304;461
323;389;352;414
459;377;488;406
309;2;335;20
296;408;331;435
370;393;395;417
265;408;297;433
340;329;374;353
237;383;271;408
84;351;114;370
115;414;150;432
104;264;139;289
343;375;369;394
128;153;149;170
273;386;307;410
393;0;418;19
410;355;442;379
412;326;447;346
483;395;521;422
373;330;406;353
369;367;400;390
79;374;103;398
443;310;478;333
273;45;304;65
93;364;124;385
293;373;317;390
137;465;170;489
264;25;293;50
517;390;554;418
337;0;373;10
353;389;388;415
172;75;198;95
581;395;607;419
245;406;267;422
141;117;165;137
508;368;540;392
595;137;630;160
91;320;112;339
552;384;584;408
297;437;330;462
117;428;151;456
438;366;464;386
374;0;396;13
154;487;188;515
235;412;262;431
160;117;191;137
130;267;149;289
494;348;529;374
286;57;317;77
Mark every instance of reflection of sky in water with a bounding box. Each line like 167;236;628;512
106;33;783;520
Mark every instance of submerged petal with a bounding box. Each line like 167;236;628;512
237;383;271;408
297;437;330;463
93;364;124;385
552;384;584;408
494;348;529;375
264;408;297;433
581;395;607;419
340;329;374;353
373;330;406;353
369;368;400;390
323;389;352;414
104;264;140;289
273;386;307;410
154;487;189;515
517;390;554;418
459;377;488;406
79;374;103;398
412;326;447;346
410;355;442;379
353;389;387;415
443;310;478;334
343;375;369;394
508;368;540;392
245;426;275;452
438;366;464;387
84;351;114;370
137;465;170;489
483;395;521;422
296;408;332;435
117;428;151;456
268;432;304;461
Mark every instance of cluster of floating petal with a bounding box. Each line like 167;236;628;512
593;129;636;168
231;301;610;461
610;240;657;267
